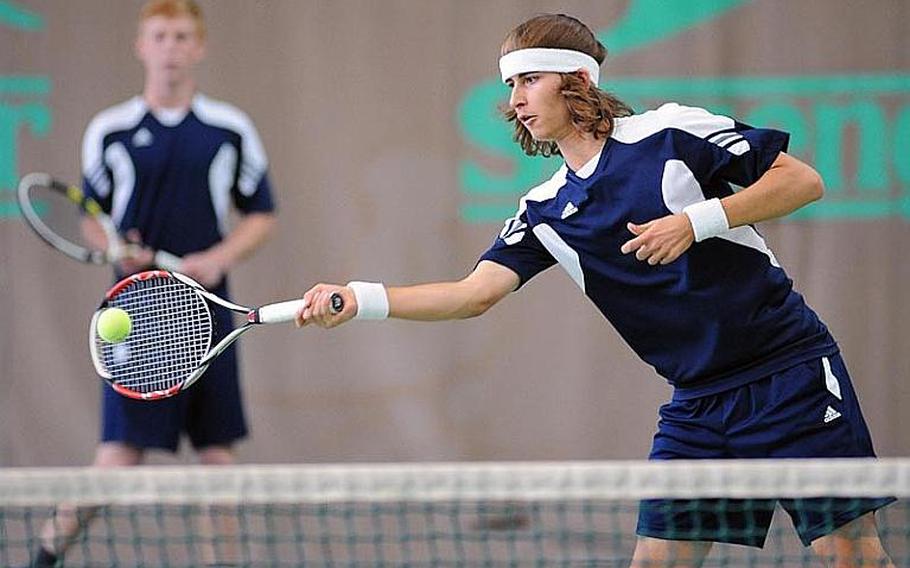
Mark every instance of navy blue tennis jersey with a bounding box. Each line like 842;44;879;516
81;93;275;266
480;103;837;398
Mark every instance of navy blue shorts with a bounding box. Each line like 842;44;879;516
101;305;248;452
637;353;895;547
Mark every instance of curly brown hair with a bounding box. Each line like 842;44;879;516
500;14;632;157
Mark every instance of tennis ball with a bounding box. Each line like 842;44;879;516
97;307;132;343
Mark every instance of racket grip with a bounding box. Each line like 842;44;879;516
256;300;308;324
255;293;345;324
154;250;183;272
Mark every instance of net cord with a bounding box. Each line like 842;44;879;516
2;458;908;507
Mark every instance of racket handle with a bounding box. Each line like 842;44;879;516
254;293;345;324
256;300;308;324
154;250;183;272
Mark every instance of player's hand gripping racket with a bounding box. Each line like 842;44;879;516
17;172;182;270
89;270;344;400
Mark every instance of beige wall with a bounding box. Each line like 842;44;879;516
2;0;908;466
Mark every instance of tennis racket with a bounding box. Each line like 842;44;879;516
17;172;182;271
89;270;344;401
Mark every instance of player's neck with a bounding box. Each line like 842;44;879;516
143;78;196;111
557;131;605;172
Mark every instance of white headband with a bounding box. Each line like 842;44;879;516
499;48;600;85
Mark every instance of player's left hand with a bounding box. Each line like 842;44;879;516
118;229;155;274
620;213;694;265
179;250;228;288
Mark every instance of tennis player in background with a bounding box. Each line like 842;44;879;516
29;1;276;566
298;13;895;567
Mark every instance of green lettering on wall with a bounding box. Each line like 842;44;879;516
1;5;49;219
0;102;52;187
816;100;887;193
744;102;808;157
0;76;52;219
598;0;751;57
0;1;43;30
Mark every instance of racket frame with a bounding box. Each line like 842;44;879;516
17;172;182;271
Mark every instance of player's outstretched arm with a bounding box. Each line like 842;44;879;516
297;260;520;329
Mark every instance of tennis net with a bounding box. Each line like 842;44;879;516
1;458;908;567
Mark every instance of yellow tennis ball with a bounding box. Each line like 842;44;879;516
97;307;132;343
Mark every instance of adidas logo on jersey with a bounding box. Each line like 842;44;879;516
132;127;154;147
561;201;578;219
823;405;842;424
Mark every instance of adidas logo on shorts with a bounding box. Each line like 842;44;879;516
823;405;842;424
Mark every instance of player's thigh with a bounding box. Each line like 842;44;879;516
631;536;712;568
93;442;144;466
809;512;893;566
197;445;235;465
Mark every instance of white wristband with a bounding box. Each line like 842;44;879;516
347;281;389;320
683;198;729;242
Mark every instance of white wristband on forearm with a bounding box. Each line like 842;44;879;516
683;198;730;242
347;281;389;320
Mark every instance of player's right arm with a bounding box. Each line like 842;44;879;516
298;260;519;328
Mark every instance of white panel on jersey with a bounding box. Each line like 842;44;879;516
613;103;750;155
822;356;843;400
661;160;779;267
103;142;136;227
192;94;268;197
497;166;568;246
532;223;585;291
88;166;112;199
82;97;146;188
661;160;703;212
718;227;780;267
209;143;238;236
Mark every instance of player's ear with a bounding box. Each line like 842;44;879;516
575;69;595;87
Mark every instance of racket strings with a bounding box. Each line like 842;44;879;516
94;276;212;393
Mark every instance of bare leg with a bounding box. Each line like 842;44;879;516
630;537;713;568
810;512;894;568
37;443;143;562
194;445;239;566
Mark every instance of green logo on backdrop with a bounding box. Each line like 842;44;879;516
1;1;51;219
458;0;910;223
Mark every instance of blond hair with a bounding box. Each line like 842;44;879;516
501;14;632;157
139;0;205;40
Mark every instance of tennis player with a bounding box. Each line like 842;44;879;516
29;1;275;566
298;13;895;567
